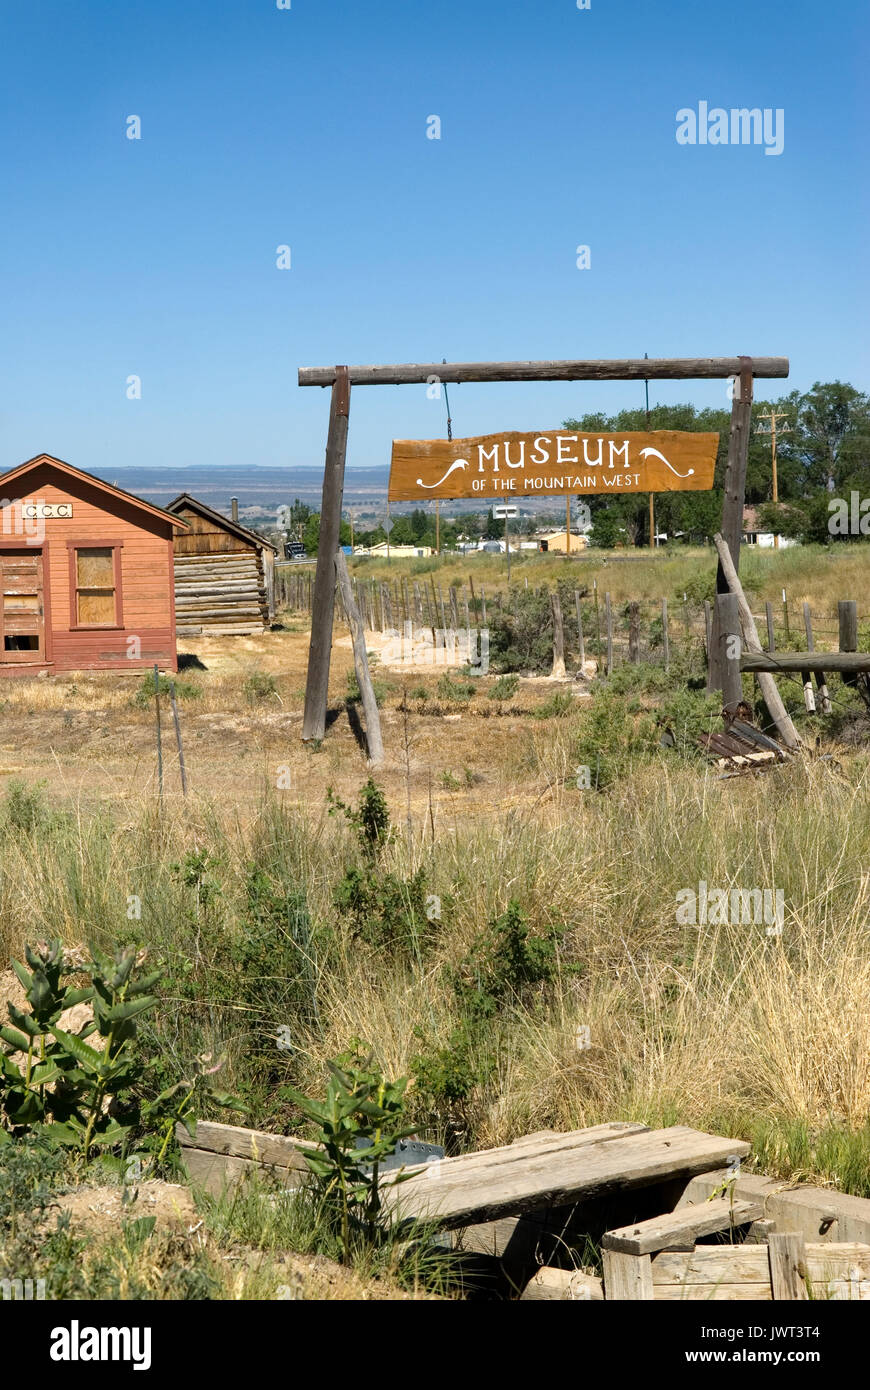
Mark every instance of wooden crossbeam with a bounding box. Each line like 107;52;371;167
298;357;789;387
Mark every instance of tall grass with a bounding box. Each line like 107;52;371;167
2;742;869;1193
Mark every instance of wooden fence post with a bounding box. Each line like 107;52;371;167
574;590;585;667
593;579;601;661
169;680;188;797
628;601;639;664
153;663;163;809
302;367;349;742
804;602;831;713
550;589;566;679
661;597;669;672
838;600;859;691
765;600;776;652
604;591;613;676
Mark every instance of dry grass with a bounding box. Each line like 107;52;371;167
1;580;870;1203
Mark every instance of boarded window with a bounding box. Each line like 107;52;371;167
75;547;117;625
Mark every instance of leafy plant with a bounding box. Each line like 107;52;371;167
3;779;47;832
282;1048;415;1260
531;691;574;719
243;671;278;703
333;865;434;958
487;674;519;701
436;674;476;703
0;940;237;1168
327;779;391;861
132;674;201;708
455;900;570;1021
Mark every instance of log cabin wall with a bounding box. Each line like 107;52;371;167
0;455;181;676
168;496;275;636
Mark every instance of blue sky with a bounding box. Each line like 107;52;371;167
0;0;866;478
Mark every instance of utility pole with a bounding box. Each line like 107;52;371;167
756;408;792;550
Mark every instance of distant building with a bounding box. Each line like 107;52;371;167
361;543;434;558
538;529;590;553
742;505;797;549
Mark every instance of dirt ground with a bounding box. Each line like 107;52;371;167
0;623;588;823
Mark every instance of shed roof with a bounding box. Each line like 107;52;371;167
0;454;189;529
167;493;278;553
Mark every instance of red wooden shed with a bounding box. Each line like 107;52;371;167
0;454;187;677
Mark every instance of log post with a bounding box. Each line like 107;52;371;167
302;367;349;741
335;551;384;766
711;359;753;696
712;533;801;749
713;593;743;711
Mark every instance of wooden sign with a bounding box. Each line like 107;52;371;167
389;430;718;501
20;502;73;519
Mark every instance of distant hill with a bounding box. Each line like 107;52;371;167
90;464;390;511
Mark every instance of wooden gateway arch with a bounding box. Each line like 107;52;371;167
297;355;789;746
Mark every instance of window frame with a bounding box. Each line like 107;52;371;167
66;540;125;630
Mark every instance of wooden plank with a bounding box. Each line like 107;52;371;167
176;1119;317;1170
679;1170;870;1245
653;1243;870;1286
388;430;719;502
768;1231;809;1300
603;1197;763;1255
391;1126;751;1231
603;1249;654;1300
299;358;790;388
521;1267;603;1301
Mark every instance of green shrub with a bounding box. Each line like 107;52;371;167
281;1047;414;1261
487;674;519;701
333;865;434;958
436;674;476;703
531;691;574;719
132;674;201;708
243;672;278;702
3;779;47;832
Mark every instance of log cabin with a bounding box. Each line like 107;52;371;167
0;453;187;677
166;494;277;636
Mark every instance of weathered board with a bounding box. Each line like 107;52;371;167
652;1242;870;1301
388;430;719;502
389;1126;750;1231
602;1196;764;1255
